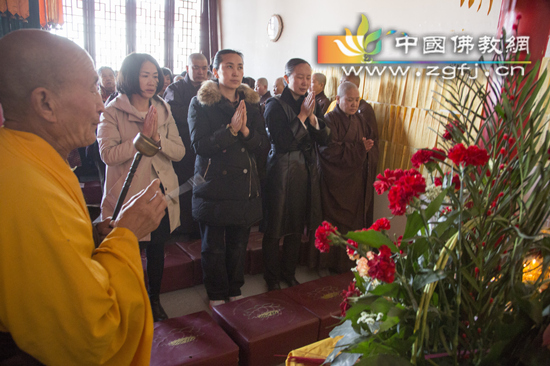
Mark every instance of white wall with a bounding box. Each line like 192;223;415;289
219;0;502;235
219;0;503;85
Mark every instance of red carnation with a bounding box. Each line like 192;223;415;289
315;221;337;253
367;245;396;283
370;217;391;231
434;177;443;186
448;143;489;167
411;148;447;168
464;145;490;166
340;281;361;316
448;143;467;165
442;120;464;141
374;169;405;195
387;170;426;215
346;239;358;257
452;174;461;190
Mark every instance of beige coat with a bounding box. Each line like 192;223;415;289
98;94;185;240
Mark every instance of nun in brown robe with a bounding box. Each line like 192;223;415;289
318;81;377;273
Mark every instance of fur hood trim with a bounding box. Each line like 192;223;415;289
197;80;260;106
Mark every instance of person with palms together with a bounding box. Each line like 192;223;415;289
188;49;268;307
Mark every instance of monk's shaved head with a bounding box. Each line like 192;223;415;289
340;73;361;88
0;29;104;159
337;81;359;98
0;30;90;119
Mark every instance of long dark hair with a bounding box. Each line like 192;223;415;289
212;49;244;70
117;53;163;97
284;58;310;77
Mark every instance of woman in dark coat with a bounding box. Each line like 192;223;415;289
262;58;331;290
188;49;268;307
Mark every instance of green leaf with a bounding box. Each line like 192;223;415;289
346;230;398;252
356;14;369;36
409;237;429;263
370;282;402;298
412;269;447;291
356;354;414;366
425;188;448;221
379;314;400;332
402;211;423;240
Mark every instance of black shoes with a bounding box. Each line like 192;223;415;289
283;277;300;288
267;282;281;291
150;297;168;322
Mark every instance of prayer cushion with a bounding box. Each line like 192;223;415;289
141;244;194;293
151;311;239;366
211;291;319;366
176;239;203;285
282;272;354;339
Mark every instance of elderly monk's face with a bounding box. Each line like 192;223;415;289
310;75;324;94
273;78;284;95
337;87;360;116
254;81;267;96
55;51;105;148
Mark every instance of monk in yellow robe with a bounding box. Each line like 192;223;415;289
318;82;375;273
0;30;166;365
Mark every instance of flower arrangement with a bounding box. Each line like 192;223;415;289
316;46;550;365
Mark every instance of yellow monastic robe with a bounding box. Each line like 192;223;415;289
0;127;153;365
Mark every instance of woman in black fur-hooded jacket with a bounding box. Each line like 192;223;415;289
187;49;268;306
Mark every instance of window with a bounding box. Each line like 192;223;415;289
52;0;201;73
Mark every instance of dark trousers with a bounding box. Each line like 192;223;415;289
140;209;170;298
262;233;301;284
199;223;250;300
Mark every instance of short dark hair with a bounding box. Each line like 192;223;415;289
242;76;255;89
284;58;310;77
212;49;244;70
117;53;163;97
161;67;173;84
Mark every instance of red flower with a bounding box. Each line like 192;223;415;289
346;239;358;257
442;120;463;141
508;137;516;145
452;174;461;190
315;221;337;253
386;169;426;215
434;177;443;186
448;143;489;167
464;145;490;166
374;169;405;195
411;148;446;168
340;281;361;316
367;245;396;283
370;217;391;231
448;143;467;165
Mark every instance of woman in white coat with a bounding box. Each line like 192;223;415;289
98;53;185;322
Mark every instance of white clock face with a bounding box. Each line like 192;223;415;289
267;15;283;42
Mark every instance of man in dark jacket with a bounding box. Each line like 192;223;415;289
164;53;209;237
